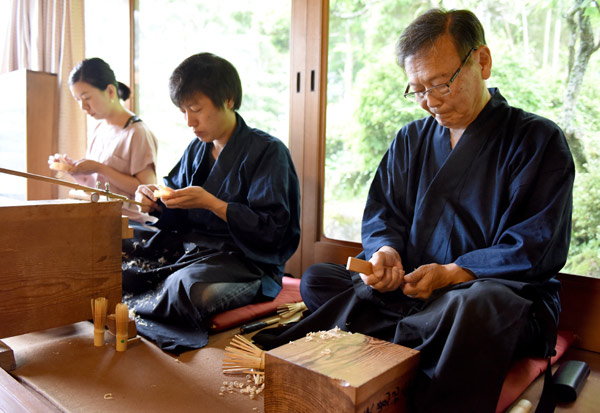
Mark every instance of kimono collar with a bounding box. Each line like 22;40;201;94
410;88;507;264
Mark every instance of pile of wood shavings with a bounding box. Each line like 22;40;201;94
121;255;161;272
304;326;350;342
219;373;264;401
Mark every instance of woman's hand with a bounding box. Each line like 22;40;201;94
69;159;103;175
48;153;74;172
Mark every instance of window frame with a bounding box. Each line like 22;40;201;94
286;0;361;277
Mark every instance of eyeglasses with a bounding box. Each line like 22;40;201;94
403;47;477;101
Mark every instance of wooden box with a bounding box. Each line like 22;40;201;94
0;199;123;339
265;329;419;413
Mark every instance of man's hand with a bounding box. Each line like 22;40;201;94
160;186;212;209
402;263;475;300
360;246;405;292
135;184;162;213
161;186;229;221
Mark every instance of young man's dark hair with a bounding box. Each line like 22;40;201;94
168;52;243;110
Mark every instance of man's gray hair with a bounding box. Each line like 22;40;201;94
395;8;486;70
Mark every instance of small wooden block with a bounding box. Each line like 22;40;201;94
0;340;16;371
265;330;419;413
346;257;374;275
106;314;138;338
122;216;134;239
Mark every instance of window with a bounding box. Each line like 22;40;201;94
322;0;600;277
133;0;291;180
84;0;131;140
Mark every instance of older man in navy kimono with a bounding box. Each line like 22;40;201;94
254;8;574;413
124;53;301;354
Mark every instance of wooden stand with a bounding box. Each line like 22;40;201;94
0;200;123;341
264;330;419;413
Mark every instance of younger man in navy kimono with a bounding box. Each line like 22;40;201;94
254;8;574;412
127;53;301;353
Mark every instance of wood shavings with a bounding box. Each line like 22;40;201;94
122;257;160;272
218;373;265;402
103;393;113;400
305;326;349;343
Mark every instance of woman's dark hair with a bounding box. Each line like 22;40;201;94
69;57;131;101
169;53;242;110
395;8;486;70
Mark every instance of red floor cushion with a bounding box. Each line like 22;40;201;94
209;276;302;332
496;330;575;412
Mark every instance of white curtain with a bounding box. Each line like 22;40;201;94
1;0;86;198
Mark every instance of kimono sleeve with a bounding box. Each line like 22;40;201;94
226;142;301;266
361;128;413;261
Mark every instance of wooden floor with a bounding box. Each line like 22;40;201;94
1;322;264;413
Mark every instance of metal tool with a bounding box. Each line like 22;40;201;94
0;167;144;206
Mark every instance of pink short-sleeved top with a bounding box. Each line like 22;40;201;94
83;118;158;222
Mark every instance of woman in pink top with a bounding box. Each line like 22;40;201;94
49;58;158;223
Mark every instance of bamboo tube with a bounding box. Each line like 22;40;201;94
346;257;374;274
91;297;108;347
346;257;393;274
115;303;129;352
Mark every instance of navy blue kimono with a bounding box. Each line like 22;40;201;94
123;114;301;354
362;88;573;317
254;89;574;412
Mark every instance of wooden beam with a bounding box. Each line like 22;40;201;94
0;367;61;412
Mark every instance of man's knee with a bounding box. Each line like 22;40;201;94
301;263;331;288
300;263;352;311
190;280;260;315
444;281;530;326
